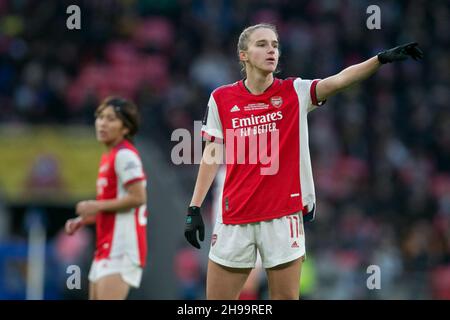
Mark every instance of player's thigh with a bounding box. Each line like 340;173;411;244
257;212;305;300
257;212;305;269
266;257;303;300
89;281;96;300
209;221;257;269
207;259;252;300
95;274;130;300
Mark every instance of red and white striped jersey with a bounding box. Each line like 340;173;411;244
202;77;323;225
95;139;147;267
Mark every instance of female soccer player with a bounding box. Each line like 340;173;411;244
65;97;148;300
184;23;422;300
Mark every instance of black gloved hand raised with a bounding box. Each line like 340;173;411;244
184;206;205;249
377;42;423;64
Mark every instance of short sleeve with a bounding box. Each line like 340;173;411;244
115;149;146;187
201;94;223;142
293;78;326;113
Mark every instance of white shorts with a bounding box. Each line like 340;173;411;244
88;255;143;288
209;212;305;269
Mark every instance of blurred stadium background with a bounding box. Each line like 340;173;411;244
0;0;449;299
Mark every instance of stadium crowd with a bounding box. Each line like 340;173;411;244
0;0;449;299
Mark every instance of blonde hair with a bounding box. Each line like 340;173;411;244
237;23;279;77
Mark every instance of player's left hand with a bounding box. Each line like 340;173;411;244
377;42;423;64
65;217;83;235
76;200;100;218
184;206;205;249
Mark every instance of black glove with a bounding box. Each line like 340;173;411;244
303;203;316;222
377;42;423;64
184;206;205;249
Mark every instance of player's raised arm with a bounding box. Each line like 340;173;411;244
316;42;423;101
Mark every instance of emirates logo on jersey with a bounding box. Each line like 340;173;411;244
211;234;218;247
271;96;283;108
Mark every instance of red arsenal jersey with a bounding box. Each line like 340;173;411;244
201;77;323;224
95;139;147;266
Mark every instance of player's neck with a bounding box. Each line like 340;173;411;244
244;72;274;95
105;137;125;151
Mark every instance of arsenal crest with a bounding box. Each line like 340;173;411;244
271;96;283;108
211;234;218;246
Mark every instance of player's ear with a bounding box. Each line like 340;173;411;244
239;50;248;62
122;126;130;137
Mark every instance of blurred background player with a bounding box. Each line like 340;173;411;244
65;97;148;300
184;24;422;299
